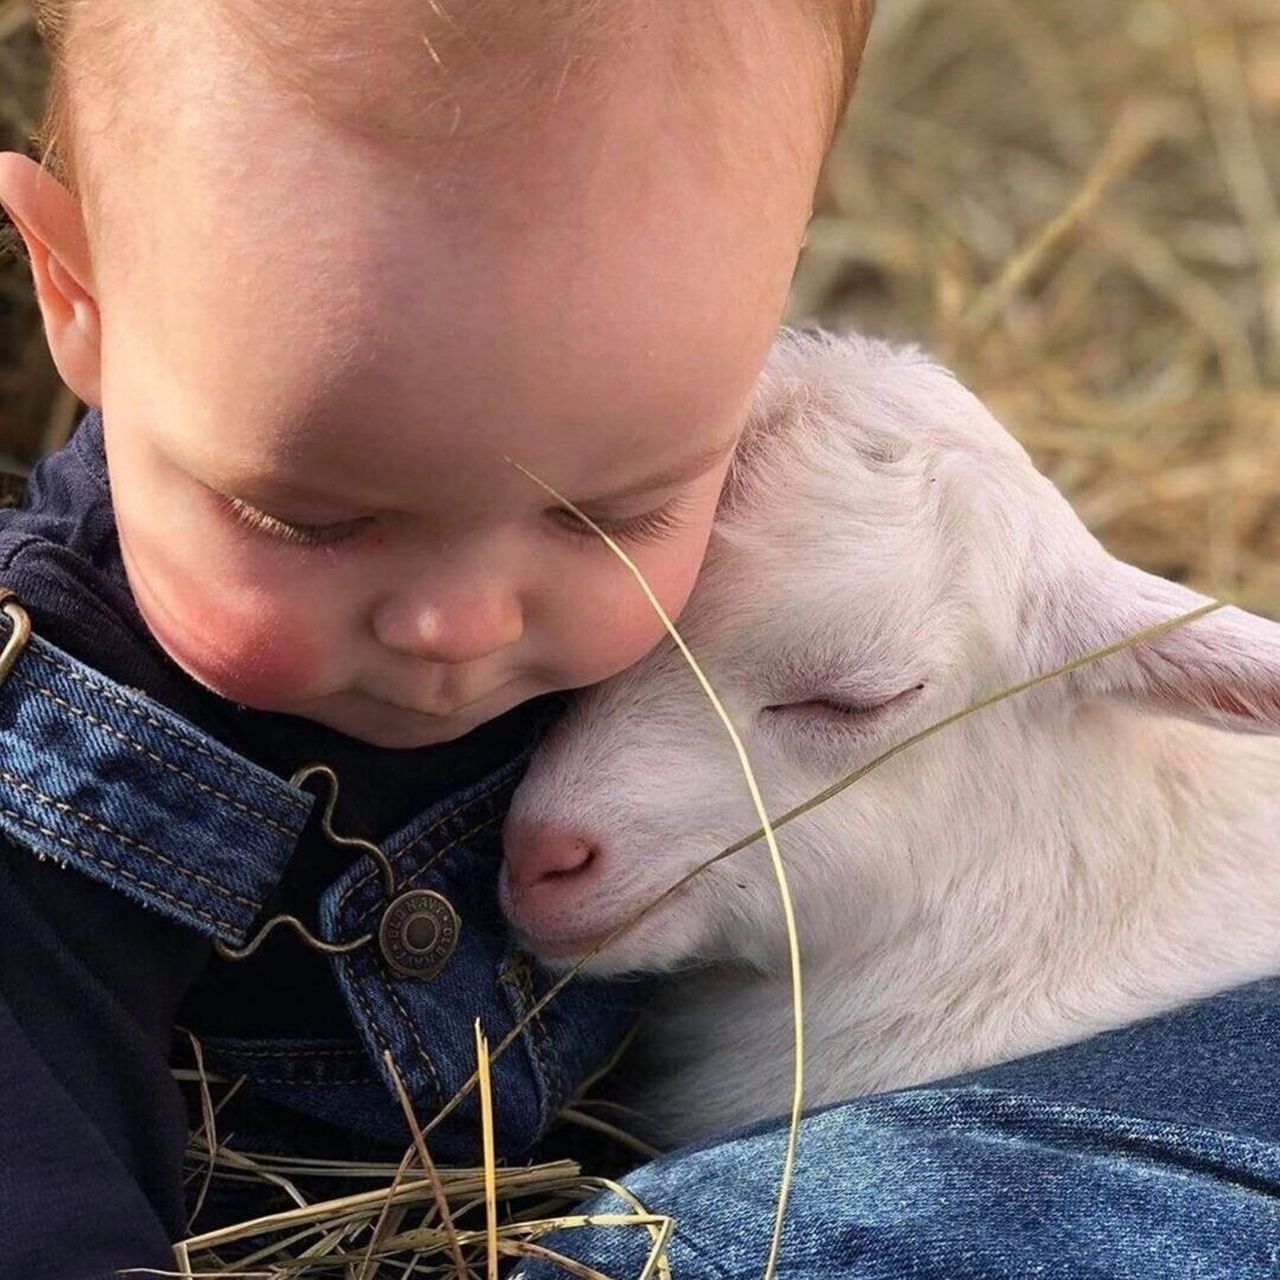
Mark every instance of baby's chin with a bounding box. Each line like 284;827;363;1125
283;684;538;749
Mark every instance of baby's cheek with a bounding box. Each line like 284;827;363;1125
554;543;706;686
158;595;325;709
119;530;327;709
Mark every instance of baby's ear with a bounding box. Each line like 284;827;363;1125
1048;559;1280;734
0;152;101;407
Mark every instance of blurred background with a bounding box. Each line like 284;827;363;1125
1;0;1277;614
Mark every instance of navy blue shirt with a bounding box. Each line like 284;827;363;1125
0;412;557;1275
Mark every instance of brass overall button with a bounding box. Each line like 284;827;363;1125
378;889;460;980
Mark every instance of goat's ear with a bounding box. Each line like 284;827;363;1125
1050;560;1280;734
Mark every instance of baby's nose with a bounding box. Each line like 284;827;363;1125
373;588;523;664
504;819;600;892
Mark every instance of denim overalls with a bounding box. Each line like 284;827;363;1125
0;586;641;1181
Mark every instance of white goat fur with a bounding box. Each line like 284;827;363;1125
501;328;1280;1146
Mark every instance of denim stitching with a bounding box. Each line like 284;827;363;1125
370;815;505;1109
12;671;301;834
0;768;260;910
357;813;505;927
501;954;557;1134
0;802;237;933
533;998;565;1128
343;964;414;1103
20;644;304;801
334;788;512;1121
336;776;515;917
380;975;446;1105
407;802;508;881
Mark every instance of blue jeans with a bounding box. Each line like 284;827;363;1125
518;976;1280;1278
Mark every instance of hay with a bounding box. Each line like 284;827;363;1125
170;1049;675;1279
788;0;1279;617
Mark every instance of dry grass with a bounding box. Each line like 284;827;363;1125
172;1044;677;1278
789;0;1279;616
0;0;1277;1273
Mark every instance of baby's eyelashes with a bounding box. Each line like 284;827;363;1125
549;493;695;547
214;489;695;554
222;495;377;548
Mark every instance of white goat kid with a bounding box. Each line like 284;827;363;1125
500;328;1280;1146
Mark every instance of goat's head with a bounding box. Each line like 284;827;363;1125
501;329;1280;976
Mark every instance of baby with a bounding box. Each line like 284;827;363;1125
0;0;873;1272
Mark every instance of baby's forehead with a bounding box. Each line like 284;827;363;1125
91;0;841;159
132;0;787;153
73;0;850;276
204;0;614;145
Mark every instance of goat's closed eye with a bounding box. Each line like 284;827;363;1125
763;682;925;726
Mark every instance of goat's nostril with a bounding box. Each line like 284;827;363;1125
540;840;597;882
505;823;602;892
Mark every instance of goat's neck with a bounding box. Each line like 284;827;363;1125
815;713;1280;1077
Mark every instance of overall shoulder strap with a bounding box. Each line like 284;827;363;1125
0;590;314;944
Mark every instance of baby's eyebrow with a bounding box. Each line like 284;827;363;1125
577;438;738;506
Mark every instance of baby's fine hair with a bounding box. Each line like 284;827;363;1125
29;0;873;207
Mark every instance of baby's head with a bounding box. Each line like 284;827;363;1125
0;0;872;748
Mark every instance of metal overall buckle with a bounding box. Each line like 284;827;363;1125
212;767;461;982
0;588;32;685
